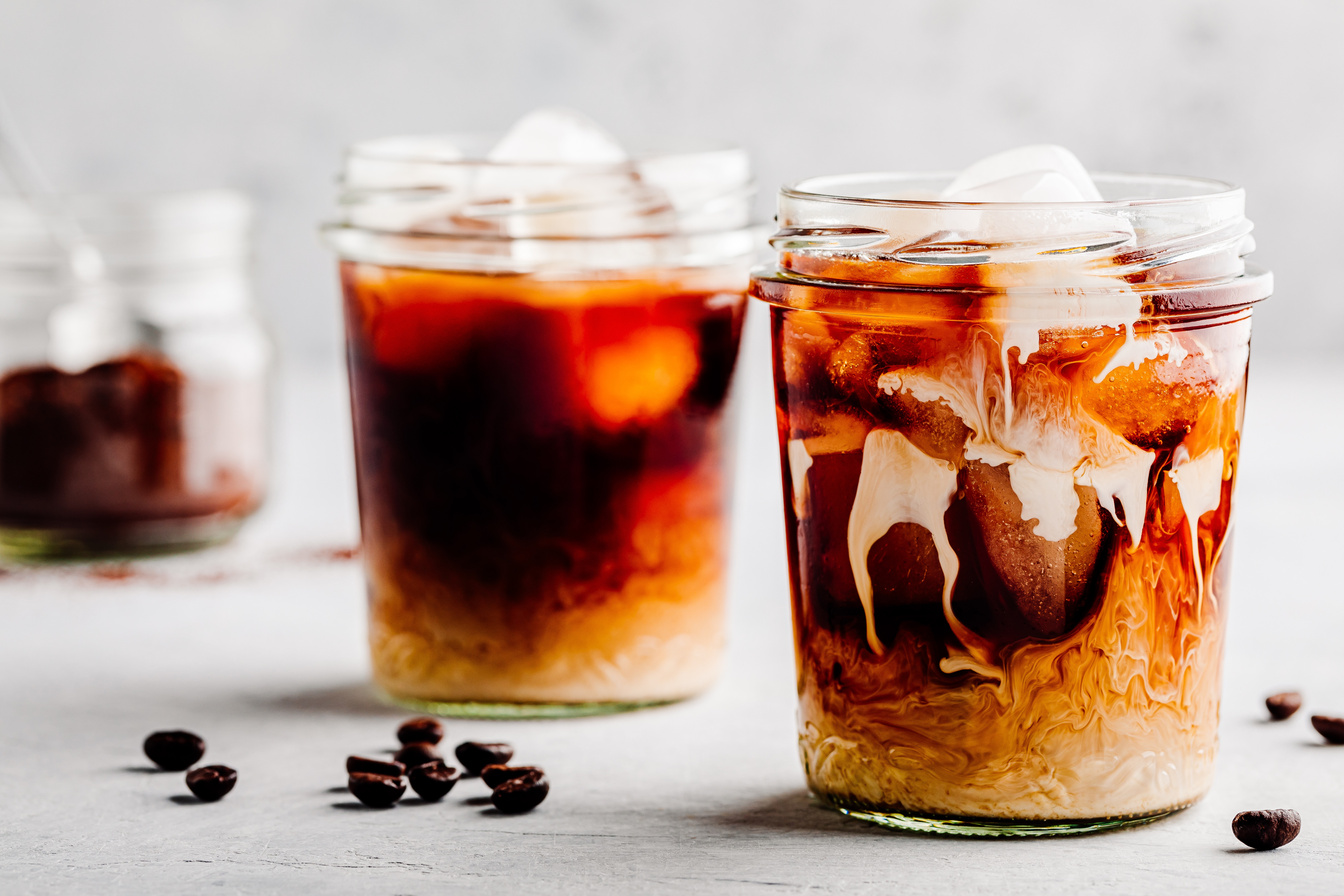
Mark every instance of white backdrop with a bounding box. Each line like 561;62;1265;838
0;0;1335;362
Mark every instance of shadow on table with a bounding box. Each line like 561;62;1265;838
707;791;1179;842
251;682;403;717
704;789;889;838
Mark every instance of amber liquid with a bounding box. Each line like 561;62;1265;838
760;269;1250;821
341;262;745;707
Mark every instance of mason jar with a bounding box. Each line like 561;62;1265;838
324;133;757;716
752;170;1271;835
0;191;270;558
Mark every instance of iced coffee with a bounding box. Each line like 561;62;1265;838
753;147;1272;833
325;110;756;715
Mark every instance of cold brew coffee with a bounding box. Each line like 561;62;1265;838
326;110;756;714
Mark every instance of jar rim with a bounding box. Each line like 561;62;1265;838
782;171;1242;210
763;169;1269;314
330;134;758;265
322;224;765;274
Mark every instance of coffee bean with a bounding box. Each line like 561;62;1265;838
1311;715;1344;744
481;764;544;790
185;765;237;802
394;743;441;769
455;742;514;776
1232;809;1301;850
347;755;405;777
397;717;444;745
408;760;461;801
348;772;406;808
491;769;549;814
1266;692;1303;721
143;730;206;771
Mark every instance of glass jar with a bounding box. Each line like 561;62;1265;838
752;172;1271;835
0;191;270;558
324;135;757;716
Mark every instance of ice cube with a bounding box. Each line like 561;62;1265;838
941;145;1103;202
961;461;1106;639
488;107;627;165
865;522;945;611
826;333;874;397
848;429;961;653
948;170;1088;203
801;411;872;456
781;311;839;413
476;108;675;239
873;374;972;463
800;433;951;635
934;144;1133;282
635;147;752;232
799;445;864;614
827;331;934;401
1034;326;1125;363
1080;344;1219;450
580;325;700;427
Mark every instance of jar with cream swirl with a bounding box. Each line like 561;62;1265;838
752;147;1271;835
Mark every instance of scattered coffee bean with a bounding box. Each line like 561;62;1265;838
1232;809;1301;850
408;760;461;801
481;764;544;790
185;765;237;802
1311;715;1344;744
491;769;549;814
143;730;206;771
397;717;444;745
347;755;405;777
348;772;406;808
455;742;514;776
394;743;441;769
1266;692;1303;721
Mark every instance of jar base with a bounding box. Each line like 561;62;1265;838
381;691;681;720
825;797;1181;838
0;516;246;561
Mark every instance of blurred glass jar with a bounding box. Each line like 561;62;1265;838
0;191;270;558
